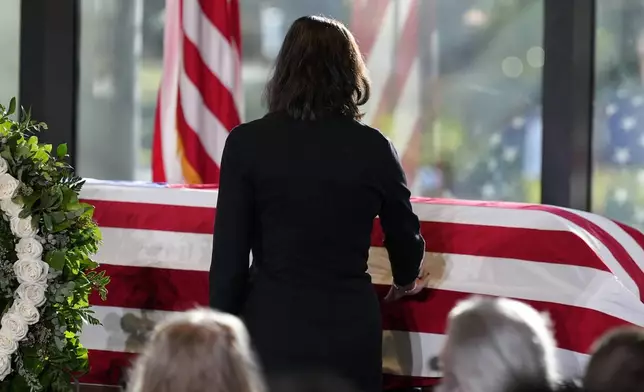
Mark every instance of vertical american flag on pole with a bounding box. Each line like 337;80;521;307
351;0;424;189
152;0;243;185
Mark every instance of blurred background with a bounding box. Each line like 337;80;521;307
2;0;644;228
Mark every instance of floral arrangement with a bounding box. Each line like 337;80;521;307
0;99;108;391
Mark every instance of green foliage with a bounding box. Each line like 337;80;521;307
0;99;108;391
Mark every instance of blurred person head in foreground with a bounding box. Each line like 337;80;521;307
583;326;644;392
435;296;559;392
263;15;370;121
127;308;265;392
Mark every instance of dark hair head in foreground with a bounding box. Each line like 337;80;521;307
583;326;644;392
264;15;370;121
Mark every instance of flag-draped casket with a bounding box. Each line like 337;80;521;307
77;180;644;389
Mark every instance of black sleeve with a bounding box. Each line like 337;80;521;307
210;129;253;315
378;139;425;287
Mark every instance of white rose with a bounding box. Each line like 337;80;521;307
15;283;46;307
1;312;28;341
0;158;8;176
0;198;23;218
10;216;37;239
11;300;39;325
13;259;48;285
0;354;11;380
15;237;43;260
0;333;17;356
0;174;19;200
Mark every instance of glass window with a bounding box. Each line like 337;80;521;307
240;0;544;201
593;0;644;229
0;0;20;105
77;0;164;181
77;0;544;199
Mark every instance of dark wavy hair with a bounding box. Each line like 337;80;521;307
584;327;644;392
264;15;371;121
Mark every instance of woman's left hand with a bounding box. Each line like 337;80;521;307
384;277;425;302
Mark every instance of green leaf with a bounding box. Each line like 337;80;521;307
65;209;83;220
22;355;42;372
16;166;24;181
46;250;66;270
0;121;11;135
7;97;15;115
23;106;31;123
85;260;99;270
63;189;80;209
0;149;12;162
9;373;30;392
34;149;49;163
92;225;102;241
51;211;65;223
23;193;39;210
56;143;67;159
81;203;95;218
52;220;72;233
16;144;30;159
45;187;63;210
39;192;51;209
43;214;53;231
38;369;55;391
27;135;38;145
54;336;65;350
21;346;38;357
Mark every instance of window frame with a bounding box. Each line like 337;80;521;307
541;0;595;210
19;0;79;167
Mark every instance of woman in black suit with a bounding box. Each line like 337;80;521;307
210;15;426;392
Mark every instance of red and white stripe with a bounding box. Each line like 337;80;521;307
78;181;644;389
152;0;242;185
351;0;426;188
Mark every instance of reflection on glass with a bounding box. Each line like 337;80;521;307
0;0;20;104
77;0;164;181
594;0;644;229
76;0;544;199
241;0;543;202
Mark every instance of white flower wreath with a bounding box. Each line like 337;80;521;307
0;99;107;390
0;159;48;380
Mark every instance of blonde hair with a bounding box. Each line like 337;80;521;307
127;308;265;392
436;296;559;392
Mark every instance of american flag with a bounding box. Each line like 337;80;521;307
351;0;426;189
596;83;644;229
152;0;243;185
459;81;644;227
78;180;644;389
455;109;542;202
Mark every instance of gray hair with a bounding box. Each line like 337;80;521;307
436;296;559;392
127;308;266;392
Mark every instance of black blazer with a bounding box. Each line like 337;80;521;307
210;111;425;314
